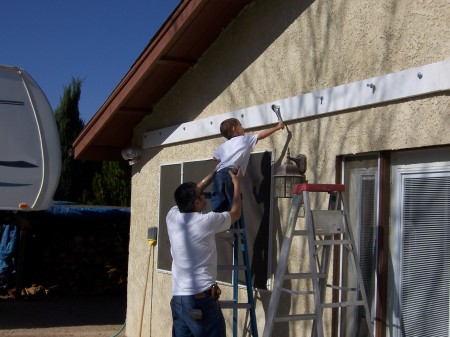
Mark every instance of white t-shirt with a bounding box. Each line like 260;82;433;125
213;134;258;175
166;206;231;295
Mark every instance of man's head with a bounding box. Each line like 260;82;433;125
220;118;245;140
174;182;205;213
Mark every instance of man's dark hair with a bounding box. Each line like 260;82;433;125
220;118;240;140
174;182;199;213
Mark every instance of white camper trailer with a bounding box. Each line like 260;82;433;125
0;65;61;211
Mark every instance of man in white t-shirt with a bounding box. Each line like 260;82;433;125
167;168;242;337
212;118;284;212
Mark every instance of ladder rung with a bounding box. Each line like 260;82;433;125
294;230;347;238
321;300;365;309
218;264;247;271
293;229;308;236
314;239;352;246
284;272;326;280
281;287;315;296
274;314;316;322
216;230;243;238
221;301;252;309
315;229;344;235
326;284;358;292
216;233;234;239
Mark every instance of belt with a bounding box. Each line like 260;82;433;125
218;166;238;175
193;289;212;299
228;167;238;175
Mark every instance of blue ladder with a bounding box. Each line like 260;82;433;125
219;213;259;337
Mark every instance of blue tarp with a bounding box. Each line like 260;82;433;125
0;224;18;289
42;202;131;222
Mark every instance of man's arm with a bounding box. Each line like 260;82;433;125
256;121;285;140
228;168;243;223
196;167;217;192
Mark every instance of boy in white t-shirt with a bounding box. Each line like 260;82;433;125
211;118;284;213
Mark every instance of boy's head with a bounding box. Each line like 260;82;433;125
220;118;244;140
174;182;204;213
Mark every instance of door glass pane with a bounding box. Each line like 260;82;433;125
344;156;378;337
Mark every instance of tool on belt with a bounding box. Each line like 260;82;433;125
193;283;221;300
190;284;222;320
211;283;221;300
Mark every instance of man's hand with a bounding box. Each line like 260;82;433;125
229;167;242;186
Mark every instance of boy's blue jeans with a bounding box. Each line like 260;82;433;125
211;168;234;212
171;295;226;337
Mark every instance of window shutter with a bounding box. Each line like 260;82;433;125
346;171;377;337
359;177;376;310
401;175;450;337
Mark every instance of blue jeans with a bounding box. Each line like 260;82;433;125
171;295;226;337
211;168;235;212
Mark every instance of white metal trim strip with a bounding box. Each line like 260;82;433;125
143;59;450;149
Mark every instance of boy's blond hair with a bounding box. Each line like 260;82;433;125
220;118;240;140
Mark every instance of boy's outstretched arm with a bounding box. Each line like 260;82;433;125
257;121;285;140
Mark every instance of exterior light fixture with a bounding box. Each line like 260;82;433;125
121;147;141;166
274;149;307;198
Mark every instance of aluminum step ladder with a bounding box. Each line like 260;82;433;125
218;213;259;337
263;184;373;337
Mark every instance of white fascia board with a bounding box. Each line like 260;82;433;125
143;59;450;149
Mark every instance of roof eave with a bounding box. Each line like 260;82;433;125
73;0;252;161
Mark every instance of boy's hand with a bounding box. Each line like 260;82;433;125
278;121;285;130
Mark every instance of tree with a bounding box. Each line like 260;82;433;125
91;161;131;207
53;78;130;206
54;78;89;202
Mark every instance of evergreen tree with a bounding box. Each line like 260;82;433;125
54;78;100;202
53;77;130;206
54;78;84;201
92;161;131;207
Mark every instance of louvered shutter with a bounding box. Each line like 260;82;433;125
346;171;377;337
399;174;450;337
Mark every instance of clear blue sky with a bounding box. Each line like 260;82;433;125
1;0;180;123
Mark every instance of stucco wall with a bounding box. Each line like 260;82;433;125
126;0;450;336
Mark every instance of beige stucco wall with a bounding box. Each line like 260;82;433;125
125;0;450;336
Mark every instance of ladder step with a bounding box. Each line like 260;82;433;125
284;272;327;280
274;314;316;322
218;264;247;271
281;287;315;296
315;229;344;235
326;284;358;292
216;233;234;240
294;229;345;236
221;301;252;309
321;300;366;309
293;229;308;236
313;239;352;246
216;231;243;239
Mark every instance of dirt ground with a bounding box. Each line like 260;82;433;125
0;294;127;337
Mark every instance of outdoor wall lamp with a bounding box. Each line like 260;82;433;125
121;147;141;165
274;149;307;198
